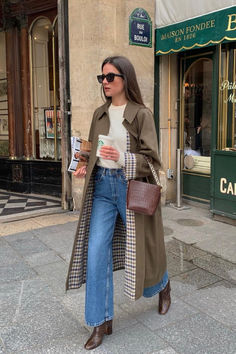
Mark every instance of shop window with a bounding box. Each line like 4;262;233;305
0;32;8;157
218;44;236;151
183;58;213;174
233;50;236;148
30;17;60;160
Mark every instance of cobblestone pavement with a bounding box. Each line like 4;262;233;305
0;205;235;353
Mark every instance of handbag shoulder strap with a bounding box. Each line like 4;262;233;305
133;112;162;188
145;157;162;187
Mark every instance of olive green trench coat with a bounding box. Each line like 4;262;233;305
66;100;167;300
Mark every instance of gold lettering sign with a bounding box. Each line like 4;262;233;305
226;14;236;31
220;80;236;103
220;178;236;195
160;19;216;42
156;7;236;55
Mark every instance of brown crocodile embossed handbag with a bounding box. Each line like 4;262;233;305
127;159;162;215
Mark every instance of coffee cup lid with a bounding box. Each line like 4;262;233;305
98;135;113;141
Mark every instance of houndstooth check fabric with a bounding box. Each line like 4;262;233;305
124;131;137;299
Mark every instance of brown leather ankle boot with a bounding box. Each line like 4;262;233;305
158;280;171;315
84;320;113;350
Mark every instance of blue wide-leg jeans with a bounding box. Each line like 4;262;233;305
85;167;169;326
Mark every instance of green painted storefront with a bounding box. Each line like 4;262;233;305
212;150;236;219
156;6;236;222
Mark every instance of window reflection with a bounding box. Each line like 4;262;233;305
31;17;60;160
0;32;8;156
218;47;236;151
234;50;236;148
183;58;213;173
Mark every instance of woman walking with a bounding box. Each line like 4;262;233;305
66;56;171;350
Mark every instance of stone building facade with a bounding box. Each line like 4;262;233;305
68;0;160;207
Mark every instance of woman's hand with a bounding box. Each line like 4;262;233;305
100;145;120;162
73;165;87;178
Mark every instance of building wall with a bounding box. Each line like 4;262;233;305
68;0;155;208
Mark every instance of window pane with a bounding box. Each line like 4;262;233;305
0;32;8;156
218;47;236;150
183;58;213;174
54;21;60;107
31;18;61;160
53;20;61;159
218;50;228;150
233;50;236;148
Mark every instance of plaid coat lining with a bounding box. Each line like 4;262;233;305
67;132;137;300
124;132;136;300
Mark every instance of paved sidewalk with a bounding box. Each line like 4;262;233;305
0;205;235;353
162;204;236;264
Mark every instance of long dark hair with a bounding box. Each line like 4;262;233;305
101;56;144;105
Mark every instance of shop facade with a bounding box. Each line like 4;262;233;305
1;0;156;208
0;0;62;196
1;0;235;223
155;0;236;223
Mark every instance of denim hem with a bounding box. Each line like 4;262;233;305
86;316;113;327
143;277;169;298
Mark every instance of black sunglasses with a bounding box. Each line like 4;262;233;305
97;72;124;83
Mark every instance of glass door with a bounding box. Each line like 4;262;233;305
180;52;213;202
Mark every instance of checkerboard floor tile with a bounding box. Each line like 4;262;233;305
0;191;61;218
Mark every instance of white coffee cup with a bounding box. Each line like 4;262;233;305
96;135;113;157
